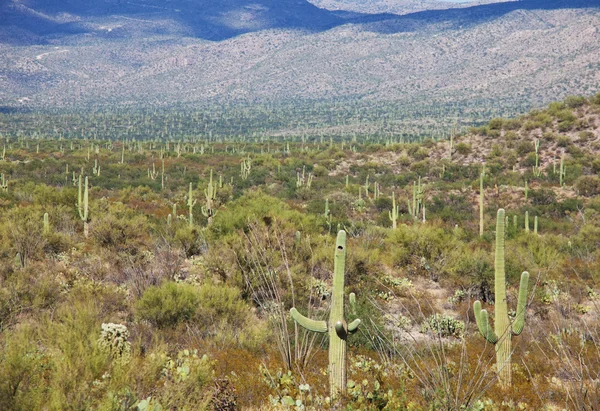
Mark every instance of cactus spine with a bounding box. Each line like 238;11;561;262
290;231;360;399
473;209;529;388
77;175;90;238
389;192;399;229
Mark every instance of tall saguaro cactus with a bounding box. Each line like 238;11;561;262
290;230;361;399
77;175;90;238
201;169;217;226
389;192;399;229
479;168;485;237
187;182;197;227
473;209;529;388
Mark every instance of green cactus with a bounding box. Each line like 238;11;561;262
534;215;538;235
187;182;197;227
241;156;252;180
77;175;90;238
290;230;360;400
43;212;50;235
533;139;542;178
201;169;217;226
473;209;529;388
525;211;530;233
389;192;399;229
559;155;566;187
0;173;8;191
524;180;528;202
409;177;424;221
480;169;485;237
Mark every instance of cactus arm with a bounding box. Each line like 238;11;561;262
347;319;361;334
473;301;498;344
349;292;357;314
290;308;327;333
512;271;529;336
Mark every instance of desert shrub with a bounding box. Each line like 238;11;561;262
389;223;457;280
175;226;207;257
412;147;429;160
137;282;199;328
503;118;523;130
556;135;571;147
564;95;586;108
136;349;215;410
530;188;556;206
90;212;150;254
3;207;47;268
421;314;464;338
567;144;584;158
516;141;534;157
575;175;600;196
210;191;314;237
455;142;472;155
488;118;504;130
410;160;429;175
523;152;537;167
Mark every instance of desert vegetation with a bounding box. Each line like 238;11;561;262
1;94;600;409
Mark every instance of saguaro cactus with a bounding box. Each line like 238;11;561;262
479;168;485;237
473;209;529;388
187;182;197;227
201;169;217;226
77;175;90;238
389;192;399;229
43;212;50;235
290;230;361;399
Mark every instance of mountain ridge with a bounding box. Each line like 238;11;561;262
0;0;599;119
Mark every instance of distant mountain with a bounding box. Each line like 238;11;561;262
0;0;599;112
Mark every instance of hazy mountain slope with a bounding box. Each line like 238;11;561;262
309;0;515;15
0;0;599;111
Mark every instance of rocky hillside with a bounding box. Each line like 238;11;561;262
0;0;599;118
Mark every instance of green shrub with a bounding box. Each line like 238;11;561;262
516;141;534;157
564;95;586;108
488;118;504;130
455;142;472;155
137;282;199;328
421;314;464;338
575;176;600;197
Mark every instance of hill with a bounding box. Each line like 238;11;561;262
0;0;599;127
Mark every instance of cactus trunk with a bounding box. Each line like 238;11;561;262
474;209;529;389
290;230;360;400
493;210;511;386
